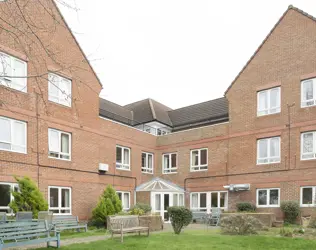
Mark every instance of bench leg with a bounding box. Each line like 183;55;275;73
56;232;61;248
147;228;150;237
111;231;114;239
121;231;123;243
47;241;50;248
85;225;87;232
138;231;140;236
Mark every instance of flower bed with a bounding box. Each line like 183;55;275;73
221;213;275;227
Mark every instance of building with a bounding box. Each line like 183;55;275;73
1;2;316;221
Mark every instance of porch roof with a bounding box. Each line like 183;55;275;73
135;177;184;192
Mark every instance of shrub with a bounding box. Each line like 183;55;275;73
279;227;293;237
9;176;48;218
130;203;151;214
168;206;192;234
236;202;256;212
91;185;122;227
129;207;144;216
220;214;263;235
280;201;300;224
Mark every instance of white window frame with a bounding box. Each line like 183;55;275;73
257;87;281;116
0;182;18;215
256;188;280;208
301;131;316;160
162;153;178;174
116;145;130;170
190;192;207;211
0;116;27;154
48;128;71;161
190;148;208;172
190;191;228;213
300;186;316;207
116;191;130;210
301;78;316;108
48;73;72;107
257;137;281;165
0;52;27;93
141;152;154;174
48;186;72;215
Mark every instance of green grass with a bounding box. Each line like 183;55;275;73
37;230;316;250
59;228;107;240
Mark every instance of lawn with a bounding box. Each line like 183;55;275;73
60;228;107;240
37;230;316;250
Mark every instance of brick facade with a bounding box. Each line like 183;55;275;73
1;2;316;220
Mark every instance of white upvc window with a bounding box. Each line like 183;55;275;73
116;146;130;170
301;78;316;108
190;148;208;171
257;87;281;116
256;188;280;207
48;186;72;215
48;128;71;161
300;186;316;207
301;131;316;160
162;153;177;174
0;52;27;93
190;192;207;211
141;152;153;174
0;182;18;214
0;116;27;154
257;137;280;164
48;73;72;107
117;191;130;210
190;191;228;212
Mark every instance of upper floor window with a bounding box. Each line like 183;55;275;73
190;148;208;171
256;188;280;207
257;137;280;164
141;152;153;174
257;87;280;116
162;153;177;174
301;131;316;160
117;191;130;210
301;78;316;107
0;182;18;214
48;128;71;160
48;73;72;107
0;116;26;154
0;52;27;93
301;186;316;207
48;186;71;215
116;145;130;170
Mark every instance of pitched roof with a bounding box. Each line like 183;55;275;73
99;98;133;125
168;97;229;130
224;5;316;95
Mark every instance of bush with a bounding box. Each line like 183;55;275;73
280;201;300;224
168;206;192;234
220;214;263;235
279;227;293;237
9;176;48;218
236;202;256;212
129;207;144;216
130;203;151;214
91;185;122;228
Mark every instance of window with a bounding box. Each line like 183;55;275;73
301;186;316;207
0;52;27;92
117;191;130;210
256;188;280;207
141;152;153;174
257;137;280;164
48;186;71;215
210;191;228;208
190;193;207;211
0;182;18;214
48;73;72;107
173;193;185;206
190;148;208;171
48;128;71;160
116;146;130;170
301;78;316;107
162;153;177;174
0;116;26;154
301;131;316;160
257;87;280;116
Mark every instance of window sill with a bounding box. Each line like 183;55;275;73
0;148;27;154
257;112;281;118
0;84;28;94
141;171;153;175
116;168;131;171
190;168;208;172
301;157;316;161
163;172;178;175
48;100;72;109
300;204;316;208
256;205;279;208
257;161;281;166
48;156;71;162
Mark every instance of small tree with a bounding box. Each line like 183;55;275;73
168;206;192;234
9;176;48;218
236;202;256;212
92;185;122;227
280;201;300;224
221;214;263;235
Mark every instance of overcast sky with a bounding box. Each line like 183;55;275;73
58;1;316;109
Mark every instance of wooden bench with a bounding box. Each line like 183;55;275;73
52;215;87;232
0;221;60;249
107;215;150;243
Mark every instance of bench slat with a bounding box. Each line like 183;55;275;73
2;236;58;248
1;228;48;238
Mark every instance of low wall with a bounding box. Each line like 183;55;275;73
221;213;276;227
139;215;164;231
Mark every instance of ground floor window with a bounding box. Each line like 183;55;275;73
0;182;18;214
172;193;184;206
256;188;280;207
48;186;71;215
117;191;130;210
301;186;316;207
190;191;228;212
190;192;207;211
